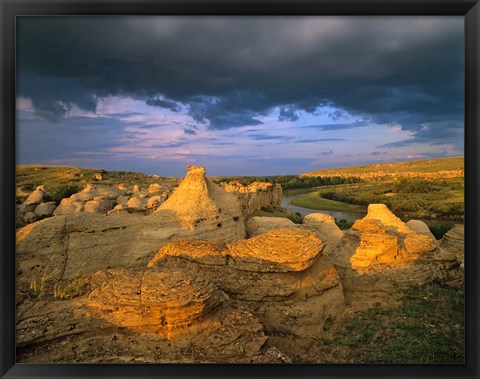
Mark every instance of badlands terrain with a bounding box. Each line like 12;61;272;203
15;164;464;363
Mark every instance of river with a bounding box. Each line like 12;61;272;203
281;193;366;223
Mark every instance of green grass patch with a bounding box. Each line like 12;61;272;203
321;284;464;363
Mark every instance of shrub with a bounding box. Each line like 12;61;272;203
336;219;353;230
48;184;81;205
286;212;304;224
428;223;454;240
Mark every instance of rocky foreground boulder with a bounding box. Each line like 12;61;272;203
87;228;343;339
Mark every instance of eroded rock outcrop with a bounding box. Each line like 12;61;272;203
158;166;244;233
88;266;227;338
148;228;344;337
331;204;458;298
16;166;246;294
221;181;282;217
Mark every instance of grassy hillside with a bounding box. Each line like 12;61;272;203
304;156;464;176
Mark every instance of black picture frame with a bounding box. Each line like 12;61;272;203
1;1;479;378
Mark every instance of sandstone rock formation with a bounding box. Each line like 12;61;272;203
18;227;316;362
302;213;344;256
16;294;280;363
331;204;458;301
17;185;53;225
52;182;171;217
406;220;437;241
148;228;344;337
157;166;244;232
33;202;57;218
88;266;227;338
24;185;48;205
440;224;464;264
16;166;246;293
221;181;282;217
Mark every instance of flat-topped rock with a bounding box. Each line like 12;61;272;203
228;228;324;272
149;240;229;267
148;229;343;337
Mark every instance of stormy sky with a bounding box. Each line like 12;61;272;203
16;16;464;176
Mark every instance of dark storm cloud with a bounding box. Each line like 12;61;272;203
146;98;182;112
17;16;463;144
377;120;463;148
279;105;300;122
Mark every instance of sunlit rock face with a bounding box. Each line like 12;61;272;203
331;204;458;293
221;180;282;217
156;165;245;238
88;266;227;339
16;166;246;295
149;228;345;337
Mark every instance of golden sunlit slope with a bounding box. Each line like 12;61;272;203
302;156;464;177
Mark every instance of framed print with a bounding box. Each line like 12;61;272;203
1;1;479;378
